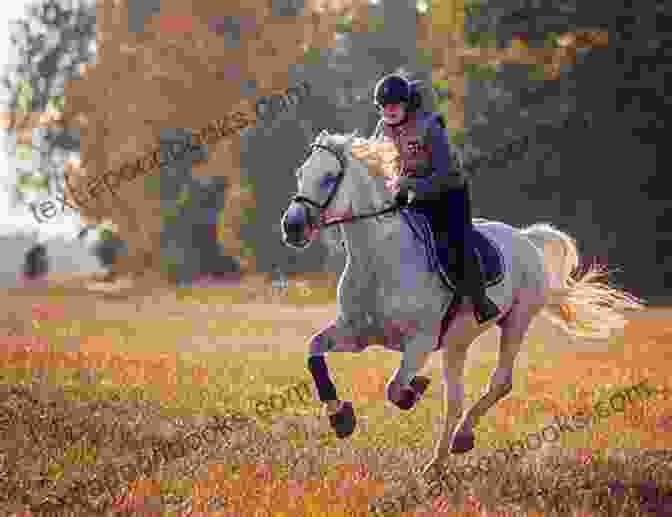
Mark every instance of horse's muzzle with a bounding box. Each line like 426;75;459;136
281;202;318;248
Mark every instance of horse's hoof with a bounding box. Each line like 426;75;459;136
329;401;356;438
450;432;475;454
411;376;431;396
392;387;416;410
392;376;431;410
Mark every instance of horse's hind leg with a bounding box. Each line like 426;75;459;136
454;298;543;450
307;321;369;438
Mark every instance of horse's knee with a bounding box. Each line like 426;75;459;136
309;330;335;354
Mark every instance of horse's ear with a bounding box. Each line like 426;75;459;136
314;129;328;144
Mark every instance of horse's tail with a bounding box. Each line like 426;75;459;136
521;222;644;340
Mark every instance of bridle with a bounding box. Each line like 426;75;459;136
289;142;401;228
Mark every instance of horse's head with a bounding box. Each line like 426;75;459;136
282;130;366;249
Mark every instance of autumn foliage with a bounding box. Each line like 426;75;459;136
56;0;363;280
39;0;610;283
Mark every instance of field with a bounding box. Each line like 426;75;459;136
1;273;671;516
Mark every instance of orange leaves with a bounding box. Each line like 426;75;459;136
110;478;162;516
1;327;179;398
0;334;49;370
126;462;386;517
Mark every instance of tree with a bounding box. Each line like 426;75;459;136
31;0;356;281
2;0;96;208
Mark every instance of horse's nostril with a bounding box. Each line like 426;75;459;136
284;221;303;234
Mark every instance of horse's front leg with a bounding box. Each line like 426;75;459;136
307;320;370;438
385;324;436;410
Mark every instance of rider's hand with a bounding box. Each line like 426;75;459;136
394;176;417;206
394;188;408;206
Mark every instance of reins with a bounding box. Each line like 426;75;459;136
319;202;401;228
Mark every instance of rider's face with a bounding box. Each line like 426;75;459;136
381;102;406;124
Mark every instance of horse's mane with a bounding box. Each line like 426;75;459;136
315;131;396;252
320;131;400;180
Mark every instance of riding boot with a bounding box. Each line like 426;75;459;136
461;246;500;324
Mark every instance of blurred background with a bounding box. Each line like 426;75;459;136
0;0;667;302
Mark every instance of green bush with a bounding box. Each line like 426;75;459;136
162;206;180;225
416;47;433;67
241;174;255;193
335;14;353;34
302;46;322;66
543;32;561;49
176;185;191;207
464;0;482;18
240;206;256;226
447;127;467;147
47;96;65;112
144;173;161;193
464;62;499;81
17;173;48;191
15;144;33;161
367;14;385;32
15;80;32;112
527;63;547;81
432;78;451;92
159;253;180;277
240;241;256;258
465;30;497;48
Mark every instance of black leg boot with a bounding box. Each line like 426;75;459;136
462;247;500;324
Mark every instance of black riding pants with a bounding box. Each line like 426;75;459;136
411;184;474;274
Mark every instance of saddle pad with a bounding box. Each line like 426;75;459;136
400;210;505;292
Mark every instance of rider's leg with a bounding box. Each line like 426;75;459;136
424;188;499;324
442;188;500;324
462;239;501;324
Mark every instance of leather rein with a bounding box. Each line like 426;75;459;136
290;142;402;228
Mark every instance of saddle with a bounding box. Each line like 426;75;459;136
400;211;505;292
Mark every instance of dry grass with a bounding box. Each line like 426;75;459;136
0;274;671;516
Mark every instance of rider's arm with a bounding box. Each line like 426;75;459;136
399;114;465;201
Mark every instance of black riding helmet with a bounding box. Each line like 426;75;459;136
374;74;422;111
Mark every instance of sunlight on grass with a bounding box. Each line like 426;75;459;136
2;290;671;516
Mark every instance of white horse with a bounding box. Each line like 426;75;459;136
280;129;644;476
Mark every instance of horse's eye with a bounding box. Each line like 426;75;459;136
320;174;337;189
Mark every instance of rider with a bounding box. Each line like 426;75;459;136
372;73;500;324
